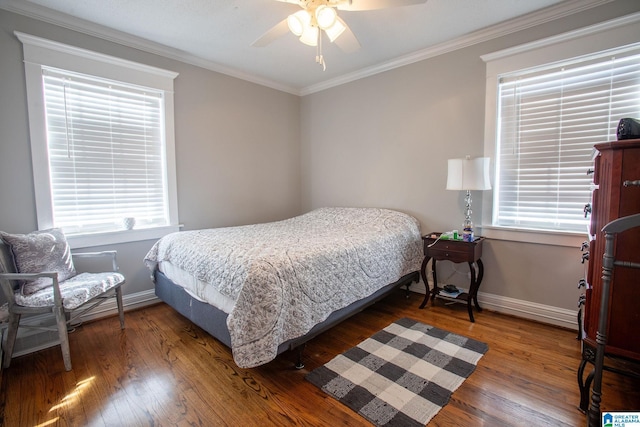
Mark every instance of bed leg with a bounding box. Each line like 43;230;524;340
404;271;420;299
294;344;306;370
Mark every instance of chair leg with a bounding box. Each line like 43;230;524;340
54;306;72;371
2;312;21;369
116;286;125;329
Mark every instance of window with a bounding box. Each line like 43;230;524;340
495;49;640;233
18;32;180;247
481;13;640;245
43;68;168;235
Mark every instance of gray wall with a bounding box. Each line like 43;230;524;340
300;0;640;313
0;10;302;296
1;1;639;319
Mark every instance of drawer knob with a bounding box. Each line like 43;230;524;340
581;252;589;264
578;294;586;307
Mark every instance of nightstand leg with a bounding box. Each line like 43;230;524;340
467;261;476;322
474;259;484;311
431;259;438;301
419;256;431;309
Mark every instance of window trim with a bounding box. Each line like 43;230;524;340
17;31;180;248
479;12;640;247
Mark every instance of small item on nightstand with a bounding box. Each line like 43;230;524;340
444;284;458;293
462;219;474;242
441;231;456;240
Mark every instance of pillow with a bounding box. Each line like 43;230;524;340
0;228;76;295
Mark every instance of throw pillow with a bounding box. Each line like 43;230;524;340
0;228;76;295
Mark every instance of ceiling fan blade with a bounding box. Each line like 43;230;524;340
336;0;427;11
252;18;290;47
332;17;360;53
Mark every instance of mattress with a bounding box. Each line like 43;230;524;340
144;207;422;368
158;261;235;313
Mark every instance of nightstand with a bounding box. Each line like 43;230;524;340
419;232;485;322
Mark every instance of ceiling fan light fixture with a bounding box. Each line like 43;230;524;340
255;0;429;70
299;25;319;46
324;18;346;42
315;5;337;30
287;10;310;36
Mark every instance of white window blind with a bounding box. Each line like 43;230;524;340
495;49;640;232
42;67;169;235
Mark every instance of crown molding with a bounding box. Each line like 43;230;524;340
480;10;640;63
0;0;615;96
300;0;613;95
0;0;302;95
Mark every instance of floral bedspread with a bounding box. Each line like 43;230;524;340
144;207;422;368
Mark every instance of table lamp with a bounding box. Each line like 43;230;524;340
447;156;491;241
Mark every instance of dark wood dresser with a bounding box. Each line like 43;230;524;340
578;138;640;411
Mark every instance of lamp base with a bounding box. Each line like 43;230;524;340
462;190;474;242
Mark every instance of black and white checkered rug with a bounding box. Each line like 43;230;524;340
306;318;488;426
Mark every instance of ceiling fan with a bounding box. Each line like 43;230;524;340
252;0;428;70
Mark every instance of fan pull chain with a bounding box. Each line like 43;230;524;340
315;29;326;71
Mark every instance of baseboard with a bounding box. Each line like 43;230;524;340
408;281;578;331
476;292;578;330
77;288;159;323
7;289;160;358
7;281;579;359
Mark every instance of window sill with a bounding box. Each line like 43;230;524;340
67;225;181;249
477;225;587;248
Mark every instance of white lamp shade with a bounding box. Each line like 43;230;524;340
447;157;491;191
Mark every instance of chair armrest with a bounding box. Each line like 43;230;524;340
72;250;116;258
72;250;119;272
0;271;62;304
0;271;57;281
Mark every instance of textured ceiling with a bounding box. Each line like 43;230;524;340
0;0;608;94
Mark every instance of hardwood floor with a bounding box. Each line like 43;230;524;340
1;291;639;426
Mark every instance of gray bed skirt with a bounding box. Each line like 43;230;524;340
154;269;419;366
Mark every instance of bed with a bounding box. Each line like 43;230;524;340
144;207;423;368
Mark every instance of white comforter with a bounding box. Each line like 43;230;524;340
144;207;422;368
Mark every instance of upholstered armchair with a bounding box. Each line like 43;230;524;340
0;229;125;371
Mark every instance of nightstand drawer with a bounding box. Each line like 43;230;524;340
422;234;483;261
426;247;470;263
428;242;469;254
